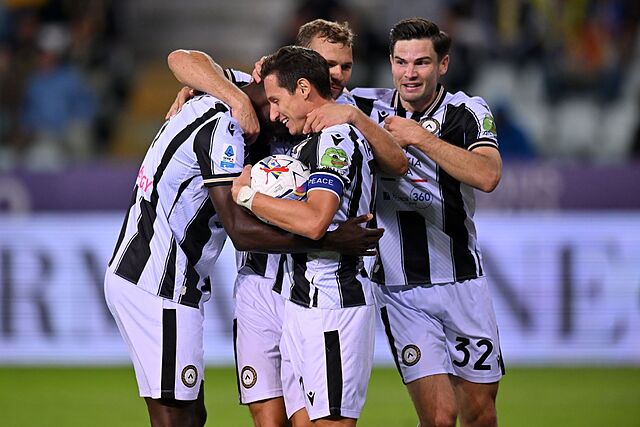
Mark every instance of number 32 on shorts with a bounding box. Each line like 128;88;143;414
452;336;493;370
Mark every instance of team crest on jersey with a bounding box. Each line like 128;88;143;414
220;144;236;168
320;147;349;170
419;117;440;135
240;366;257;389
401;344;421;366
181;365;198;388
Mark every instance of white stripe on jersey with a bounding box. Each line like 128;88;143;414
351;85;498;286
108;94;245;307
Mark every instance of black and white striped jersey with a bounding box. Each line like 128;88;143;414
351;84;499;286
237;91;358;281
273;121;376;309
107;94;245;308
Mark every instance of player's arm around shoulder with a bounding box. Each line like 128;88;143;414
304;103;408;176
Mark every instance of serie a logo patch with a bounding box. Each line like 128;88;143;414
181;365;198;388
401;344;421;366
240;366;257;389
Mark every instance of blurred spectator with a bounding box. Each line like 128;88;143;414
538;0;639;104
278;0;386;87
18;23;96;169
441;0;494;93
493;101;537;161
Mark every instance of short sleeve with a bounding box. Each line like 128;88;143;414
194;113;246;187
465;97;499;151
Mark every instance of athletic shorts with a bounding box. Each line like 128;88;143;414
375;277;505;384
233;273;304;415
104;270;204;400
280;299;375;421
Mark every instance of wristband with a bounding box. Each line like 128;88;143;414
236;185;257;211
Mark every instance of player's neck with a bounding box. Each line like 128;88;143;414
400;90;437;114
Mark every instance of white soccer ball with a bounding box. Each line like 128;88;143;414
250;154;310;201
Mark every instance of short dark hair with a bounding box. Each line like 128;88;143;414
260;46;332;100
297;19;354;48
389;18;451;61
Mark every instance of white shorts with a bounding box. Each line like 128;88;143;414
104;270;204;400
280;300;375;420
375;277;505;384
233;272;304;415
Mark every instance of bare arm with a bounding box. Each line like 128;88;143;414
209;183;380;254
304;103;408;176
230;166;340;241
167;49;260;142
383;116;502;192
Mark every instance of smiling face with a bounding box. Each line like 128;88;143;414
308;36;353;100
263;73;313;135
390;38;448;112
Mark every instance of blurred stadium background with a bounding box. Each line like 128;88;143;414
1;0;639;425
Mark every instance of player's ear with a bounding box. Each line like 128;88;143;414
297;78;311;99
439;54;449;76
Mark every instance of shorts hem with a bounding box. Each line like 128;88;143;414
240;390;284;405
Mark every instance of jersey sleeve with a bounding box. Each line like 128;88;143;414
194;111;246;187
223;68;253;88
464;97;499;151
305;126;355;200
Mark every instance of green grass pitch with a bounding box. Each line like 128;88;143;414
1;366;639;426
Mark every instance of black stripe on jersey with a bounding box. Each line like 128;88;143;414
158;238;177;299
161;309;177;399
337;126;367;307
115;106;226;283
353;95;375;118
439;105;479;280
180;263;202;308
169;175;198;217
371;254;386;284
272;255;286;294
180;197;216;270
114;197;156;283
202;276;211;294
290;253;311;307
324;330;343;416
336;256;365;307
398;211;431;284
194;117;224;182
379;306;404;382
244;252;268;277
109;187;138;267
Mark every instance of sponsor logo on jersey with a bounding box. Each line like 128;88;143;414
181;365;198;388
137;165;153;193
377;110;389;123
382;187;432;209
240;366;257;389
419;117;440;135
221;144;237;168
307;391;316;405
227;122;236;136
401;344;421;366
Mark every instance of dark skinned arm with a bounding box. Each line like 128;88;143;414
208;185;382;256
